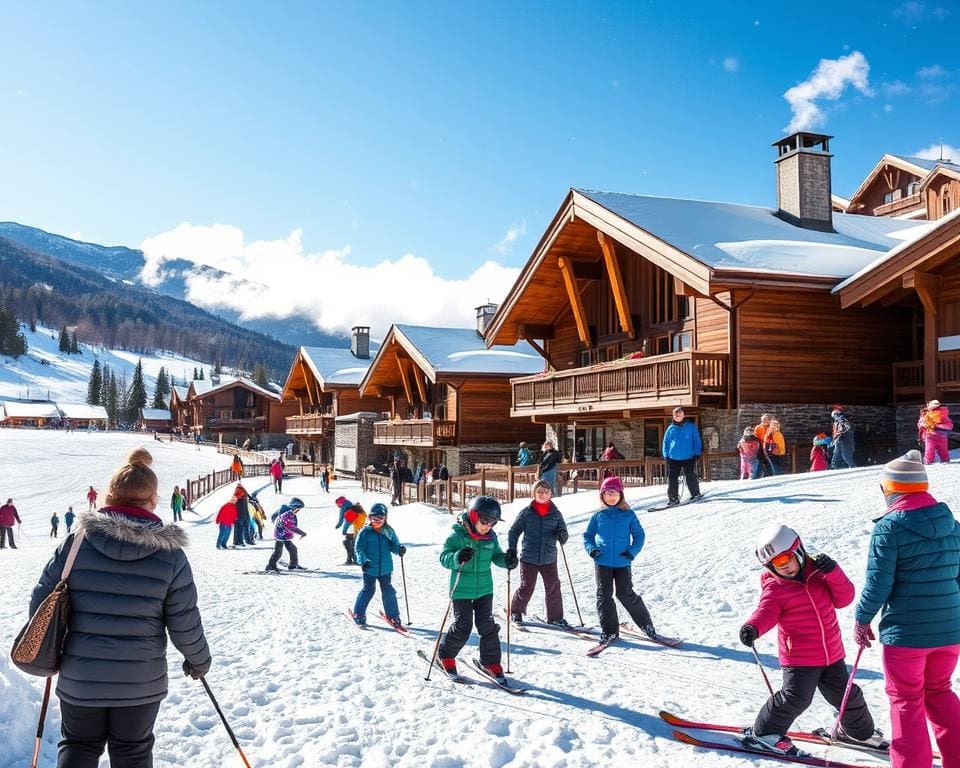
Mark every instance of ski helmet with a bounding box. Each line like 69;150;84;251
369;502;388;518
468;495;502;524
288;497;305;510
755;523;804;567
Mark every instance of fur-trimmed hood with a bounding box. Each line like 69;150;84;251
79;509;187;561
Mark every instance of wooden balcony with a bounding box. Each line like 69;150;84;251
373;419;458;447
893;351;960;400
286;413;334;436
511;351;729;417
205;415;267;430
873;192;922;217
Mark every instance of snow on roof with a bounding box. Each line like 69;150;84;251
172;385;189;401
140;408;171;421
301;346;373;386
890;154;960;174
58;403;108;420
577;189;938;279
395;325;543;375
191;376;279;401
2;401;61;418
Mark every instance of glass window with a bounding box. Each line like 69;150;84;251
672;331;693;352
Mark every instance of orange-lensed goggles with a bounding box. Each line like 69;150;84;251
770;551;794;568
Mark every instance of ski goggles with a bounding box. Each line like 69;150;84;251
770;551;795;569
476;515;499;527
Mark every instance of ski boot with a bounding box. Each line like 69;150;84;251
641;623;657;640
288;564;307;571
511;612;524;626
599;631;619;645
482;662;507;685
836;726;889;751
549;617;572;629
741;729;807;757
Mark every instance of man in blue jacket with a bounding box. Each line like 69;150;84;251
661;406;702;506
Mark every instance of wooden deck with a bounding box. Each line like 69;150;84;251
893;351;960;400
510;351;729;417
373;418;458;447
285;413;334;436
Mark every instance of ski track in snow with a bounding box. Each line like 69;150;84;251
0;431;958;766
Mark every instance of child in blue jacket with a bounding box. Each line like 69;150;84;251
583;475;657;645
352;503;406;627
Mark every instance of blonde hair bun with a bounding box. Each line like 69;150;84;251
126;448;153;468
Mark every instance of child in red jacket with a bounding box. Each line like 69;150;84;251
737;524;885;756
809;434;831;472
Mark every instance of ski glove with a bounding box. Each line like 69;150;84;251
504;549;519;569
398;545;406;557
811;553;836;574
739;624;758;647
589;548;601;559
361;561;371;571
557;529;569;545
299;533;306;539
619;549;634;561
182;658;210;680
456;548;474;565
854;622;875;649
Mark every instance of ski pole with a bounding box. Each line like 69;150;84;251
830;645;864;742
506;567;512;674
559;541;584;626
199;676;253;768
400;551;412;625
750;643;775;696
426;569;463;681
30;678;52;768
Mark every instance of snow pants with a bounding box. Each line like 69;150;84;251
594;565;652;636
754;659;874;741
273;476;283;493
216;524;231;549
511;561;564;622
353;573;400;620
0;526;16;548
233;514;253;546
343;532;356;564
924;433;950;464
439;593;501;665
267;539;299;569
666;458;700;502
51;524;58;538
832;439;856;469
882;643;960;768
58;699;161;768
739;456;759;480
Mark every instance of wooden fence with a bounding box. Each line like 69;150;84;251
183;459;327;508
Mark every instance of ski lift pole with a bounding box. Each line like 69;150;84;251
830;645;864;742
425;568;463;681
750;643;775;696
506;567;512;674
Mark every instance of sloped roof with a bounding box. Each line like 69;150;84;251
58;403;108;420
889;154;960;174
171;385;189;402
2;401;60;418
189;376;279;401
140;408;171;421
300;346;374;387
395;325;543;376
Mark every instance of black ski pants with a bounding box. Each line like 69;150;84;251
58;699;161;768
511;561;564;622
233;513;253;546
0;526;16;548
343;532;356;563
666;458;700;502
754;659;874;740
595;565;652;636
267;539;299;569
438;593;501;665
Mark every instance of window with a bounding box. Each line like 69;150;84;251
672;331;693;352
883;191;895;205
908;181;921;196
655;335;670;355
942;184;953;217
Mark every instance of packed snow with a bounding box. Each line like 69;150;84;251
0;430;958;767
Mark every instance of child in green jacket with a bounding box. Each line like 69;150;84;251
437;495;517;682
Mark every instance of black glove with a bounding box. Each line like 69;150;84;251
557;530;569;545
457;548;474;565
589;548;601;560
811;553;836;574
299;533;306;539
361;561;371;571
182;658;210;679
619;549;634;561
739;624;758;647
504;549;519;569
398;545;407;557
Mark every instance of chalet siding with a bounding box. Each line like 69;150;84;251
941;262;960;337
456;380;542;445
336;389;390;419
693;295;729;353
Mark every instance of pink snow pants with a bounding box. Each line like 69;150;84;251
924;433;950;464
882;644;960;768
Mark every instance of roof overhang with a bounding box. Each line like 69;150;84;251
847;154;928;211
281;347;327;400
359;325;437;397
919;165;960;192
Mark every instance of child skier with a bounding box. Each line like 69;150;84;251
334;496;366;565
810;433;831;472
86;486;98;511
266;497;307;571
583;476;659;645
918;399;953;464
351;503;406;627
437;495;514;682
737;427;762;479
738;523;886;756
50;511;59;538
64;506;75;534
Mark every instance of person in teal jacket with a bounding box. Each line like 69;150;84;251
351;503;405;627
583;475;659;645
854;450;960;768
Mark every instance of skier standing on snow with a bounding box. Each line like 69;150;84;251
737;427;762;480
854;451;960;767
233;484;254;547
230;454;244;480
86;485;98;511
170;485;184;522
753;414;774;478
739;523;885;757
351;503;406;627
810;434;831;472
918;399;953;465
270;458;283;493
215;492;238;550
661;406;702;506
266;497;307;572
437;496;514;682
320;466;330;493
334;496;365;565
65;506;75;534
830;408;856;469
583;476;659;646
538;441;562;495
0;498;20;549
50;511;59;538
506;479;570;627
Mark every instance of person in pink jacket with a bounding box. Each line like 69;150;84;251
918;399;953;465
738;523;885;756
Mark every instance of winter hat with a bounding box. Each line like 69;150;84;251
742;427;754;437
369;502;388;518
532;479;553;494
831;410;843;419
928;399;942;409
881;450;928;495
288;497;305;510
335;496;347;508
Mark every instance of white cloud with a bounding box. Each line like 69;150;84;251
882;79;911;97
783;51;873;132
491;221;527;256
917;64;948;78
140;223;522;337
723;57;739;73
914;143;960;163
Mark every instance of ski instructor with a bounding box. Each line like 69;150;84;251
661;406;703;507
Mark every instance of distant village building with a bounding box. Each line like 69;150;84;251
843;153;960;221
0;401;61;428
58;403;109;430
139;408;172;432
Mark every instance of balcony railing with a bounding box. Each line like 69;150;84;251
205;415;267;430
893;351;960;400
511;351;729;417
286;413;334;435
373;419;458;447
873;192;922;217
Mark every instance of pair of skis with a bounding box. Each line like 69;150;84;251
346;609;412;636
524;615;683;655
416;649;528;695
646;492;708;513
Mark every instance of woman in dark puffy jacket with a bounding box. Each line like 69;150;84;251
29;448;211;768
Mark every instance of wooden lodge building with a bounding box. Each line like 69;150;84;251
280;326;392;469
483;131;958;463
358;310;545;475
843;153;960;221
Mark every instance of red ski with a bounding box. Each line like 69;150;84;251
672;730;884;768
345;609;369;629
376;611;413;637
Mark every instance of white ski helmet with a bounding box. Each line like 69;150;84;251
755;523;804;566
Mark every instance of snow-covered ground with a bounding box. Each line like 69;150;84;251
1;431;958;767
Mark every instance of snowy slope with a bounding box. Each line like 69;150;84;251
0;432;958;767
0;325;217;404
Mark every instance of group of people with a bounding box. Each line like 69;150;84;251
215;484;267;550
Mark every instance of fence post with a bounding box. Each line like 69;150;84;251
447;479;453;512
703;449;711;482
508;467;514;504
791;444;798;474
480;468;487;497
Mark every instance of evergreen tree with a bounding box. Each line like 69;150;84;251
116;372;129;424
0;307;27;357
198;368;204;380
59;325;69;352
127;360;148;422
155;367;170;399
69;330;79;354
213;359;222;377
253;362;269;388
193;367;198;380
99;363;111;409
87;360;102;405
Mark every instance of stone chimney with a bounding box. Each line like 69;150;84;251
475;303;498;338
773;132;834;232
351;326;370;359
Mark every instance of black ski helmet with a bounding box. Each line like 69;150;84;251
468;495;502;522
288;497;305;510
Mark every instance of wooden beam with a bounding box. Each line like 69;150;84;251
518;323;555;340
570;260;603;280
523;337;554;369
557;256;591;345
598;232;635;339
376;385;404;398
395;353;413;404
674;278;709;299
907;271;941;403
302;361;315;406
414;367;428;405
906;271;940;317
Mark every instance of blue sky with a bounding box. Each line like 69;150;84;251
1;1;957;333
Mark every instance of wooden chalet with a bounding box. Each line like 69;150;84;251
0;401;61;428
484;132;941;460
59;403;109;430
358;313;545;474
178;376;298;443
844;154;960;221
280;327;391;463
139;408;172;432
169;386;191;434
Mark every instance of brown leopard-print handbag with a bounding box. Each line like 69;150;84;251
10;531;85;677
